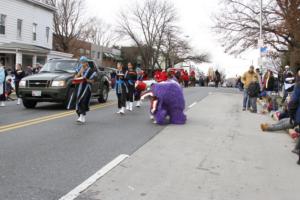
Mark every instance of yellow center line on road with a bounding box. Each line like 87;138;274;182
0;101;116;133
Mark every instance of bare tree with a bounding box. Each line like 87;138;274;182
162;29;210;67
50;0;86;53
118;0;177;72
83;17;120;47
214;0;300;67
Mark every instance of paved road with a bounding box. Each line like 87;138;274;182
0;87;236;200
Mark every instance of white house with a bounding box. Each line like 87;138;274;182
0;0;56;70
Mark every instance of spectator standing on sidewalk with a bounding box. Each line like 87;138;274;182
26;65;33;76
255;68;263;91
248;78;260;113
190;71;196;87
0;61;7;107
236;76;244;91
282;65;290;83
241;66;258;111
282;71;295;103
33;63;42;74
215;70;221;88
13;64;25;105
263;70;275;96
289;68;300;156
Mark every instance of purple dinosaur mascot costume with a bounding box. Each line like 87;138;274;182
141;80;186;125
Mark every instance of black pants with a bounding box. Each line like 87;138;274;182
15;81;20;97
0;82;6;101
184;81;189;88
127;84;135;102
76;90;91;116
215;81;219;88
135;90;142;101
117;85;127;108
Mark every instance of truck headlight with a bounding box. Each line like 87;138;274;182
51;80;66;87
19;80;26;88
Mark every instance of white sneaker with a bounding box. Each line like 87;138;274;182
129;102;133;111
76;115;82;122
136;101;141;107
126;102;130;110
0;101;5;107
120;107;125;114
81;115;86;123
78;115;86;123
17;98;21;105
116;109;121;114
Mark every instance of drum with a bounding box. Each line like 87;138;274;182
135;80;147;91
72;77;86;85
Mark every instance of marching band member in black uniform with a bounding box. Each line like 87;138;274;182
115;62;127;114
125;62;137;111
73;56;97;124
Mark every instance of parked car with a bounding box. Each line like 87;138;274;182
18;59;110;109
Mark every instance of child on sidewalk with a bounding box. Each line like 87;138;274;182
248;78;260;113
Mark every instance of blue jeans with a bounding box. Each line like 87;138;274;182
243;88;250;109
250;97;257;112
267;118;293;131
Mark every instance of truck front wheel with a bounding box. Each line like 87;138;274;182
98;84;109;103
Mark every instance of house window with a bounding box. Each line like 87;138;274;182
97;52;100;59
0;14;6;35
79;48;85;54
86;50;90;55
17;19;22;38
33;23;37;41
46;27;50;42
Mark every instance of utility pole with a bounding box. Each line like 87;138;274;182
259;0;263;72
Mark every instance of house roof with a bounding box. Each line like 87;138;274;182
23;0;56;12
0;42;50;54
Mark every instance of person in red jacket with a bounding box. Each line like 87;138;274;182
183;71;189;87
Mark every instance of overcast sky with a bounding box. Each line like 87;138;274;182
85;0;259;77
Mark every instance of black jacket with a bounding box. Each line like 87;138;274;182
13;70;25;82
264;76;275;91
248;82;260;97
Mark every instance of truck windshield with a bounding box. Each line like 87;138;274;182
40;60;78;73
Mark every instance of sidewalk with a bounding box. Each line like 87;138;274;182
76;92;300;200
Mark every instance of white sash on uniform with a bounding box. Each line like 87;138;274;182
0;83;3;95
